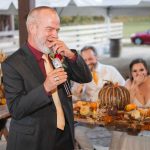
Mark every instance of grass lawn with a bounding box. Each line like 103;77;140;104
123;21;150;38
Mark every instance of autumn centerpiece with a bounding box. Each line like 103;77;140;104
73;101;98;119
0;51;7;105
98;81;130;110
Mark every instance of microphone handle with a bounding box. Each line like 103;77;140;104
63;81;72;97
52;58;72;97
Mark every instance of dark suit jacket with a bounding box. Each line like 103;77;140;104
2;44;92;150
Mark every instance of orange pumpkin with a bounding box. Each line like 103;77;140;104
0;98;6;105
0;84;6;105
125;103;137;111
98;81;130;110
90;102;97;110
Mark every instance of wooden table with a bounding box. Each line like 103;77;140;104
74;115;150;135
0;105;10;140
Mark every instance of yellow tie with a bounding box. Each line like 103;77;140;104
42;54;65;130
92;71;98;85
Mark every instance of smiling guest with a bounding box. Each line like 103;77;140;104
110;58;150;150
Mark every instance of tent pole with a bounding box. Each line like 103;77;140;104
18;0;35;46
105;7;112;39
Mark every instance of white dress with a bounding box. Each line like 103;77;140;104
132;99;150;108
109;99;150;150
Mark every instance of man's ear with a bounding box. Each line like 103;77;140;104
28;23;37;34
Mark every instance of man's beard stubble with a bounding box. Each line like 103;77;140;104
34;35;50;54
89;62;97;72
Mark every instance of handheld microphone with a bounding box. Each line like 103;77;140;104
52;56;72;97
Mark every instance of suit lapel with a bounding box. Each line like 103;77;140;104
21;44;44;83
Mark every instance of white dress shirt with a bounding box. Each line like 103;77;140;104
72;62;125;101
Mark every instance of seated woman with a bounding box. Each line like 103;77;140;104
126;58;150;107
109;58;150;150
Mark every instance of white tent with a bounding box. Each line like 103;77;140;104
35;0;150;18
1;0;150;17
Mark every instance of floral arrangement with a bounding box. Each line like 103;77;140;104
49;51;67;69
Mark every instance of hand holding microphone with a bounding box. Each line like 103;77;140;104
50;52;72;97
46;38;75;97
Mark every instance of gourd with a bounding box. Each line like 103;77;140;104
0;84;6;105
98;81;130;110
0;84;4;98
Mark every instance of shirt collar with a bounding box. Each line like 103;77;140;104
27;42;43;61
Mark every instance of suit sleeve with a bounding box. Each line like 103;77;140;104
64;52;92;83
2;61;51;120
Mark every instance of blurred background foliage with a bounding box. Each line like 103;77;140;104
14;15;150;38
112;16;150;38
60;16;105;25
60;16;150;38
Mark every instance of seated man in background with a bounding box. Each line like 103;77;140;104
71;46;125;150
72;46;125;101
